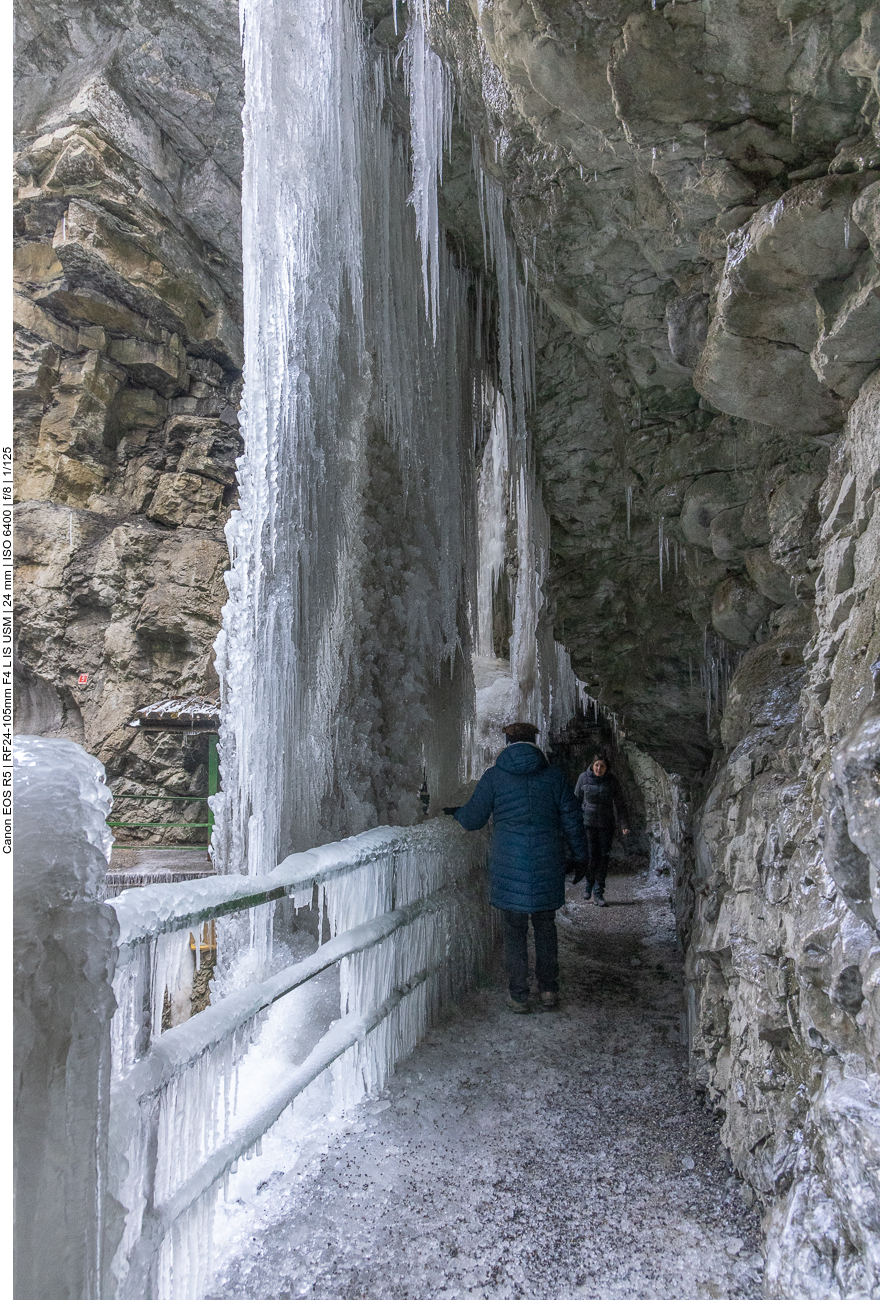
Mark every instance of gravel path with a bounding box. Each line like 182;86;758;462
208;869;764;1300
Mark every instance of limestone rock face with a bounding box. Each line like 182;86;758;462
686;377;880;1300
14;0;243;813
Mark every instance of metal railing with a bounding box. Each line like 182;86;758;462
106;819;491;1300
107;736;219;848
107;794;212;840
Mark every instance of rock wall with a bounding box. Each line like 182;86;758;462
13;0;244;816
687;377;880;1300
430;3;880;1292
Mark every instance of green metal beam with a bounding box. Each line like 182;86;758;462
113;794;210;802
207;734;219;837
107;821;211;829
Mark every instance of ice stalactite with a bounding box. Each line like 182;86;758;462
215;0;479;880
700;628;742;734
475;392;509;662
470;157;592;764
403;0;453;339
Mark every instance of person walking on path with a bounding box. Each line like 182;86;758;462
573;753;629;906
444;722;587;1013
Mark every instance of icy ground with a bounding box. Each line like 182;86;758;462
207;868;764;1300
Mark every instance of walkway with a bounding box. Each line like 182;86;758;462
207;869;764;1300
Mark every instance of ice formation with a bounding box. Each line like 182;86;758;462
700;628;742;733
214;0;484;880
469;162;592;767
214;0;594;881
13;736;120;1300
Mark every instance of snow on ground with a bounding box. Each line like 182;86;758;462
207;866;763;1300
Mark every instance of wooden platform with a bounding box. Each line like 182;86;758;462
106;846;215;896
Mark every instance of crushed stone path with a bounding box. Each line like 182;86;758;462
207;868;764;1300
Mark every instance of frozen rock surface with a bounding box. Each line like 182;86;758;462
206;870;762;1300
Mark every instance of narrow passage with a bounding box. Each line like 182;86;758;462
208;869;764;1300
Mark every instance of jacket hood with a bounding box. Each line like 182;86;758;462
495;742;548;775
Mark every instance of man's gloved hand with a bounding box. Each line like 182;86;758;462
571;860;588;884
442;806;460;816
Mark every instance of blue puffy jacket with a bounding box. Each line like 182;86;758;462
454;743;587;912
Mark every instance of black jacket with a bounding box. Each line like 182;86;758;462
573;770;629;830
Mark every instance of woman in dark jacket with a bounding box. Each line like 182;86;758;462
448;722;587;1012
573;754;629;905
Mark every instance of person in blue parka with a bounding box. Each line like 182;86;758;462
444;721;587;1013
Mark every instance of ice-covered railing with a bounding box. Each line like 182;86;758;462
107;818;490;1300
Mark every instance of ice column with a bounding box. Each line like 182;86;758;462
13;736;121;1300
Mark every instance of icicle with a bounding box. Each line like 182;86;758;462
403;2;454;338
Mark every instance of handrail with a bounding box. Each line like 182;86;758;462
109;820;465;949
151;974;427;1231
115;887;453;1102
108;817;490;1300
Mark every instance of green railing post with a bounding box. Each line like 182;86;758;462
207;733;219;837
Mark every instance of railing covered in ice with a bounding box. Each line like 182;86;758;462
107;819;491;1300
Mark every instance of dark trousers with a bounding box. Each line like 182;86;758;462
501;909;558;1000
584;825;615;891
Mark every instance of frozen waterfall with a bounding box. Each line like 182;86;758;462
214;0;480;876
215;0;592;880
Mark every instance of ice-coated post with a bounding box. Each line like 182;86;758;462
13;737;122;1300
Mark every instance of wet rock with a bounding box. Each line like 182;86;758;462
744;547;795;606
680;474;750;550
694;174;877;432
709;507;750;564
711;576;774;647
690;378;880;1300
665;291;709;372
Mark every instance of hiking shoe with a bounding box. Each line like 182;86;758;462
583;884;593;900
506;995;532;1014
593;892;607;907
539;991;559;1010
